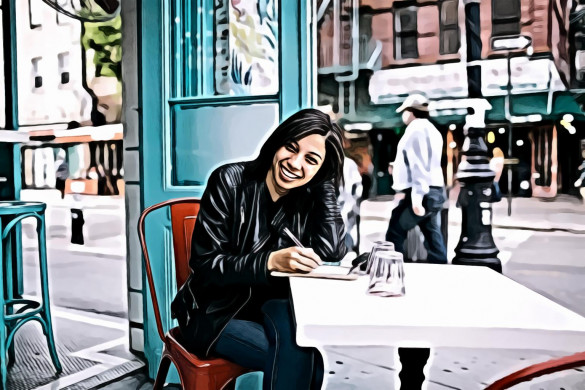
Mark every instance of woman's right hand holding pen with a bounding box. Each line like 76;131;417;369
267;247;322;273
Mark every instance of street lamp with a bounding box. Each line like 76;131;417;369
452;103;502;273
451;1;504;272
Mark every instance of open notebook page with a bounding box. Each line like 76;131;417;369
271;265;358;281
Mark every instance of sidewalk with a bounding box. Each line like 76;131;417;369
20;190;126;258
489;194;585;233
360;193;585;249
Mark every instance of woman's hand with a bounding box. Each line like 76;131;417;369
267;247;322;273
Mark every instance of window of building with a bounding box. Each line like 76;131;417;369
394;6;418;60
491;0;521;37
31;57;43;88
58;52;70;84
171;0;279;98
56;0;70;25
29;0;43;29
439;0;459;55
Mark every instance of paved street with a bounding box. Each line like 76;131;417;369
10;191;585;389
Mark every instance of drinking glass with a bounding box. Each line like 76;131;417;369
366;250;405;297
365;241;395;274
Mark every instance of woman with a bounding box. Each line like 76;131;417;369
171;108;347;389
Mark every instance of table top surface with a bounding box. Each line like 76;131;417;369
290;264;585;351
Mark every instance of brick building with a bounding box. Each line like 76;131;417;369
318;0;585;197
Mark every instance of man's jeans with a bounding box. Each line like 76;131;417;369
213;299;324;390
385;188;448;264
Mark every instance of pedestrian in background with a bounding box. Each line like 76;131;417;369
338;132;363;254
54;149;69;199
385;94;447;264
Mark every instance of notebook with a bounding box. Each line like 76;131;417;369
271;265;358;281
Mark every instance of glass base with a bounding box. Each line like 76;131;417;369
367;283;405;297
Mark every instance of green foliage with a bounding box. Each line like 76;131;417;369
81;14;122;80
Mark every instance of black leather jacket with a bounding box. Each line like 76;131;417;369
171;163;347;357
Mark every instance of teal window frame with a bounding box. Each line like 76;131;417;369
170;0;281;100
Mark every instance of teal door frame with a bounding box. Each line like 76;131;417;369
1;0;23;295
139;0;316;378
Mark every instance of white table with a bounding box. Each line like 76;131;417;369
290;264;585;389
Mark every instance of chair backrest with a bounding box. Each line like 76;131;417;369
138;197;201;341
486;351;585;389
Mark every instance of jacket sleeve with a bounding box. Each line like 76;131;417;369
304;179;348;262
190;167;270;287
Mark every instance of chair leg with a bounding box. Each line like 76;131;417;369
7;342;15;368
153;355;172;390
37;217;62;374
1;224;8;390
1;324;7;390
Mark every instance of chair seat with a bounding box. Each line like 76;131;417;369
0;201;46;215
165;328;244;370
156;328;249;389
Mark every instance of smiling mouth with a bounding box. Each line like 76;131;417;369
279;163;302;181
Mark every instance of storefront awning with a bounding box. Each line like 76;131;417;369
341;91;585;130
485;91;585;123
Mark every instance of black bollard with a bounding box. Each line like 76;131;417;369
452;127;501;273
70;208;85;245
398;347;431;390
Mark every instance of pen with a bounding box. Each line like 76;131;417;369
283;227;304;248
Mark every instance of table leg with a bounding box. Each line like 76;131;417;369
398;347;430;390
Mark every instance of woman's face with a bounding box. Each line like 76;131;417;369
269;133;327;193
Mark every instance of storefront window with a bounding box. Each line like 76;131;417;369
214;0;278;96
171;0;279;98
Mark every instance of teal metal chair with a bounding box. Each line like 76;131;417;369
0;201;62;388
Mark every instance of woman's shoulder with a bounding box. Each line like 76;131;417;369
208;162;247;188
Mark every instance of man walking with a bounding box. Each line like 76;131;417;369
385;94;447;264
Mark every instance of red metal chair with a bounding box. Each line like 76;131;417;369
138;197;248;389
485;351;585;389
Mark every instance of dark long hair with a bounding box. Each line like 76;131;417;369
246;108;345;189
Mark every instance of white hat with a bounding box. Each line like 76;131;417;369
396;94;429;113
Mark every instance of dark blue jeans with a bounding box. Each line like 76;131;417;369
213;299;324;390
385;188;448;264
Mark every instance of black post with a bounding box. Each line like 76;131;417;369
465;0;482;97
1;0;19;200
451;0;501;272
452;128;501;272
2;0;18;132
506;52;514;216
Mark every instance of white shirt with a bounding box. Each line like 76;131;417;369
392;118;444;206
338;157;363;244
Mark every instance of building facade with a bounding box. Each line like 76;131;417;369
15;0;92;126
318;0;585;197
